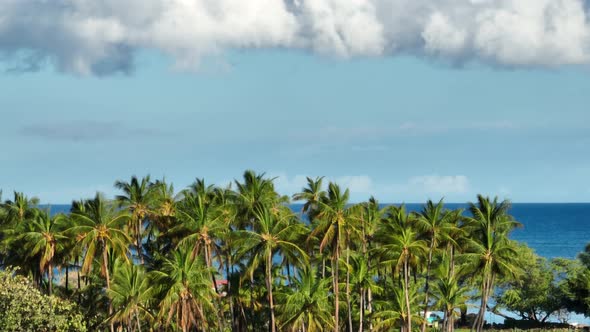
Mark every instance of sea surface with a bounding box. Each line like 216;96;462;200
49;202;590;259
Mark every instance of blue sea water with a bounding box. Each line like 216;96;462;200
406;203;590;259
49;202;590;259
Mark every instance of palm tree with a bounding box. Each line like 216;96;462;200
309;182;350;332
373;283;421;332
68;193;131;332
348;253;381;332
431;269;469;332
414;199;458;332
0;193;41;284
292;176;326;221
108;259;155;332
376;205;427;332
349;197;384;332
173;187;225;282
235;206;308;332
276;268;334;332
147;179;179;255
172;181;229;329
463;195;521;332
115;175;156;264
234;170;284;229
152;245;217;332
1;191;39;225
19;209;67;295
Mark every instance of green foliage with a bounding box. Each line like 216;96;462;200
3;173;590;332
496;245;563;322
0;268;86;332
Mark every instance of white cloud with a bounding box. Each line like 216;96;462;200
406;175;469;194
1;0;590;74
272;172;471;202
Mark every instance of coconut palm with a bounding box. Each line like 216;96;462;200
147;179;179;255
69;194;131;288
1;191;39;225
309;182;350;332
373;282;421;332
234;170;283;229
108;259;155;332
431;270;469;332
376;205;427;332
19;209;67;295
171;182;228;329
115;175;156;264
276;268;334;332
0;193;41;284
349;197;384;332
68;193;131;332
414;199;459;332
235;206;308;332
173;187;225;284
463;195;521;332
152;245;217;332
348;253;381;332
292;176;326;221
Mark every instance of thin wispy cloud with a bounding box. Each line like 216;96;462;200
19;121;166;142
1;0;590;75
292;120;518;142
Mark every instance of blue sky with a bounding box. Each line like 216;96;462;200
1;0;590;203
2;50;590;203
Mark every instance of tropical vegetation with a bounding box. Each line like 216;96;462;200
1;172;590;331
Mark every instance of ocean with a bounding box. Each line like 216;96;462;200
49;202;590;260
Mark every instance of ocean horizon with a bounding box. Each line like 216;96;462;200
47;202;590;260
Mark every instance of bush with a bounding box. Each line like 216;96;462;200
0;268;87;331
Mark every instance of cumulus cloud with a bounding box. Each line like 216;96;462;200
1;0;590;74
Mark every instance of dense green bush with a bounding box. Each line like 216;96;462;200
0;268;87;332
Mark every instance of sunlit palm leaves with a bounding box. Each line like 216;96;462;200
152;245;217;332
19;209;67;295
108;259;155;331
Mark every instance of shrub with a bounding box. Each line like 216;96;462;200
0;268;87;331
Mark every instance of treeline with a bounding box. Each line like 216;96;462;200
1;170;590;332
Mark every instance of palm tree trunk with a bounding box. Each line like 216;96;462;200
65;264;69;294
136;219;144;265
48;263;53;295
266;253;276;332
449;245;455;278
346;244;353;332
359;287;364;332
225;248;238;332
447;309;455;332
76;257;81;304
478;274;495;332
472;275;489;332
333;245;340;332
404;257;412;332
102;246;114;332
136;309;142;332
421;241;435;332
205;245;224;331
368;287;374;332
